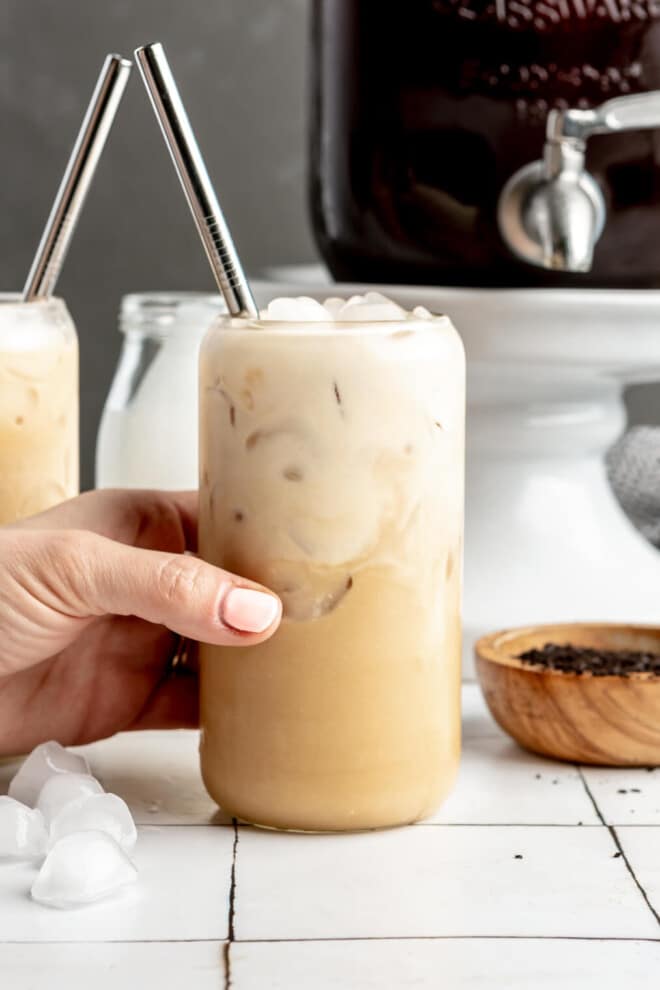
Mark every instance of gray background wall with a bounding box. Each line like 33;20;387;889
0;0;317;489
1;0;658;492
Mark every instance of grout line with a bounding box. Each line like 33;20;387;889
608;827;660;930
578;767;660;930
575;767;608;828
231;934;660;945
223;938;231;987
135;821;235;828
413;822;604;828
1;935;659;946
0;938;226;945
228;820;239;942
223;818;239;990
137;821;651;829
602;825;660;830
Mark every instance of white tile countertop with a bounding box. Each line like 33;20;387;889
1;684;660;988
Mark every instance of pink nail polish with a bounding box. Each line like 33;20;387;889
221;587;279;633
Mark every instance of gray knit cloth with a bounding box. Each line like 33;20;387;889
607;426;660;548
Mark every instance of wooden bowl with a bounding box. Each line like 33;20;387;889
475;623;660;766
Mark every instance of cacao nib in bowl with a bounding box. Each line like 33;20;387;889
475;624;660;766
518;643;660;678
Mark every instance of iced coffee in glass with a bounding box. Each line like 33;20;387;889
0;296;78;524
199;293;465;831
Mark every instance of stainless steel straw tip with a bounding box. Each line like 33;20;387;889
134;40;258;317
22;52;133;302
111;55;133;69
134;44;169;77
134;45;164;77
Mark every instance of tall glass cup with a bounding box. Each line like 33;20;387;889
0;296;78;524
199;309;465;831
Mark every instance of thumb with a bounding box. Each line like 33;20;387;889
73;532;282;645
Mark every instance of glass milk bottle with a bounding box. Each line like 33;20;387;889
198;304;465;831
0;296;78;524
96;293;225;489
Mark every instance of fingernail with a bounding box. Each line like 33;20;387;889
221;587;280;633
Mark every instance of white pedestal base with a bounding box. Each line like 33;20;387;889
255;276;660;678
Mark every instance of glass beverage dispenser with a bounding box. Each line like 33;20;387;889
310;0;660;287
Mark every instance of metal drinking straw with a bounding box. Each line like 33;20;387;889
22;54;132;301
135;42;258;318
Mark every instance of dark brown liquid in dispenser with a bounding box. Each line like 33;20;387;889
310;0;660;287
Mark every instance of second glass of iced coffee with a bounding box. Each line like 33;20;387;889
0;296;78;524
199;293;465;832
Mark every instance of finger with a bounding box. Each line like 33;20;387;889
166;491;198;551
10;489;199;553
129;671;199;731
71;532;282;646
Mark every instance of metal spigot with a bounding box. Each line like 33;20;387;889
497;91;660;272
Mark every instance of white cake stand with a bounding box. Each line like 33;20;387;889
255;274;660;677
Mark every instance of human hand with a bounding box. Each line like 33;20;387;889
0;489;281;756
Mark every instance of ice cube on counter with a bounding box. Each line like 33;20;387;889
31;831;137;909
0;796;48;860
36;772;104;825
8;740;90;807
49;792;137;852
4;741;141;909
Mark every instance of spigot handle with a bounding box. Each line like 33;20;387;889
596;92;660;133
499;88;660;273
549;91;660;145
